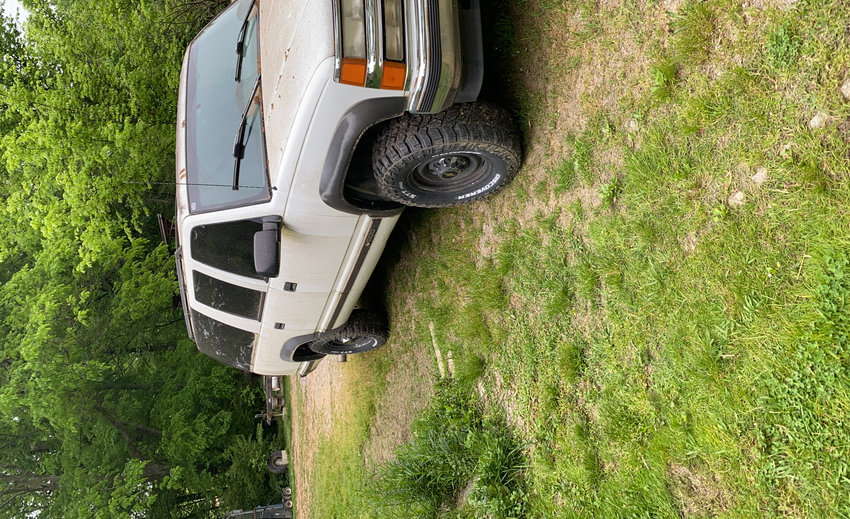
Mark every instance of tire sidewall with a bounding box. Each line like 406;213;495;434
389;145;513;206
311;334;384;355
268;450;287;474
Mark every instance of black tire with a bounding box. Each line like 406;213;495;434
372;102;521;208
268;450;288;474
310;311;388;355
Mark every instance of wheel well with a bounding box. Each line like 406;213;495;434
341;120;401;212
318;97;406;216
291;342;323;362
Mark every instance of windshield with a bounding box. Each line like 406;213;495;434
185;0;269;213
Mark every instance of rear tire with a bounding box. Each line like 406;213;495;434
311;311;388;355
372;102;521;208
268;450;288;474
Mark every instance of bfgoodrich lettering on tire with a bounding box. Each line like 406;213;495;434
372;102;521;208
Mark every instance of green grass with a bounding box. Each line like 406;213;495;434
669;0;716;66
298;0;850;517
369;382;526;519
649;59;677;101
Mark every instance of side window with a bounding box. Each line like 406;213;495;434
190;310;255;371
190;219;264;279
193;270;265;320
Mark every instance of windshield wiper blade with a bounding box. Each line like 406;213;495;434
232;74;262;191
234;1;257;82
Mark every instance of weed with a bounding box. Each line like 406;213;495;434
573;136;594;184
669;1;715;66
553;157;577;195
600;177;621;208
766;21;800;70
650;59;677;101
756;248;850;512
370;382;527;518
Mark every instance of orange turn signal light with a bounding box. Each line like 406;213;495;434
380;61;406;90
340;58;367;86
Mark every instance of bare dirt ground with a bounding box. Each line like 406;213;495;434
287;360;351;517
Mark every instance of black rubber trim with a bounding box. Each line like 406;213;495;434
328;219;382;326
454;0;483;104
280;332;323;362
319;97;406;216
421;0;441;112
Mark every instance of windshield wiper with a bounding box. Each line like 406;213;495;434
234;1;257;82
232;74;262;191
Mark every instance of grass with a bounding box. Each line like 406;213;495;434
369;382;526;519
292;0;850;517
669;0;716;66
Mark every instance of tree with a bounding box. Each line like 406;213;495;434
0;1;280;516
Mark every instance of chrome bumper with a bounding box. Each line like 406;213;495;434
405;0;463;114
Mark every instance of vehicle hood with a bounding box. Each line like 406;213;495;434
259;0;334;183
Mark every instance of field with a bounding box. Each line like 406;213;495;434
289;0;850;517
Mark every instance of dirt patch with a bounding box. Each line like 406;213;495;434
478;371;529;438
362;340;436;469
475;218;500;262
743;0;799;10
288;360;351;517
668;463;730;517
679;231;699;254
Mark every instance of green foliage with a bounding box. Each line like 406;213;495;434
756;249;850;511
599;177;621;208
766;21;800;69
371;382;527;519
219;424;285;510
0;1;282;517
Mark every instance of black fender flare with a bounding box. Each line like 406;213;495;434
319;97;406;216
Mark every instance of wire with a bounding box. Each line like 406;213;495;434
122;180;267;189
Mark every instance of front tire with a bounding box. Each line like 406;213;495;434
372;102;521;208
311;311;388;355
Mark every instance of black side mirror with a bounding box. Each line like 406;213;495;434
254;217;280;277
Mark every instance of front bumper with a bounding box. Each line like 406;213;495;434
332;0;481;114
405;0;463;113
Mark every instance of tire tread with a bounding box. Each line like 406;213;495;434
372;102;521;208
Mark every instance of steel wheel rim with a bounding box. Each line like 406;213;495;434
408;152;492;193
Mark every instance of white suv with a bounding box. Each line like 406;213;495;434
174;0;521;376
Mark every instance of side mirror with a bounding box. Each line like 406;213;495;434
254;218;280;277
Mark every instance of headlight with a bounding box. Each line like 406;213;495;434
340;0;367;85
382;0;404;62
379;0;405;90
335;0;406;90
